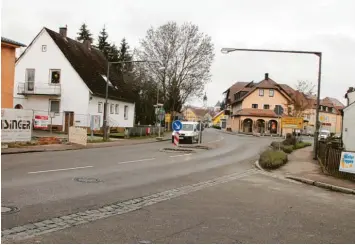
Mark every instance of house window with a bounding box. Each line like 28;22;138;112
252;104;258;109
42;45;47;52
98;102;103;113
49;100;60;113
50;70;61;84
115;104;119;114
269;89;274;97
25;69;35;91
259;89;264;96
263;104;270;109
124;105;129;119
110;104;114;114
328;107;332;113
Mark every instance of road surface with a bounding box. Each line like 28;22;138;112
2;129;354;243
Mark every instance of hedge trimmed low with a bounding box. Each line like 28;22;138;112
294;141;312;149
259;150;288;169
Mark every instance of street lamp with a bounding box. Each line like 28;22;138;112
103;60;163;141
221;47;322;159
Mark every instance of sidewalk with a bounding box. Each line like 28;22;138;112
1;135;170;155
273;146;355;192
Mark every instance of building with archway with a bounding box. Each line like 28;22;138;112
224;73;294;135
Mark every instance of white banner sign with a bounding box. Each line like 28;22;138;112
1;109;32;143
339;151;355;174
69;126;87;146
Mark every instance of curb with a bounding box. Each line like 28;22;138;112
254;160;355;195
1;138;170;155
254;160;265;172
286;176;355;195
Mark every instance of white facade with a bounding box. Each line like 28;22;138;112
348;91;355;105
342;102;355;152
14;28;135;130
88;96;134;128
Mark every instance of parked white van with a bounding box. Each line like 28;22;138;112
319;129;331;140
172;121;202;144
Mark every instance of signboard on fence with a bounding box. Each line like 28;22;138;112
281;117;304;129
69;126;87;146
90;115;101;131
1;108;32;142
339;151;355;174
34;115;49;129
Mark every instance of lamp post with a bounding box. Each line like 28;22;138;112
103;60;164;141
221;48;322;159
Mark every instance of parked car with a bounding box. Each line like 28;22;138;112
318;129;331;140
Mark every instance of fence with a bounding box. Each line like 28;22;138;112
29;110;164;139
318;141;355;181
125;125;165;137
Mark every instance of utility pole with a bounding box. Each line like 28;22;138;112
102;60;165;141
103;63;110;141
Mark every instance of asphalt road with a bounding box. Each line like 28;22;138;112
2;130;354;243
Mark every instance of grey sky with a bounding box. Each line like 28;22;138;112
2;0;355;106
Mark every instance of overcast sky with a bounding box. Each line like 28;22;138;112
2;0;355;107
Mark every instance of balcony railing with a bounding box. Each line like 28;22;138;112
17;82;61;96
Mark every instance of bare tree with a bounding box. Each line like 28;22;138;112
287;80;315;117
295;80;315;96
135;22;215;115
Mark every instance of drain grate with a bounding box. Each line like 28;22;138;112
74;177;102;183
1;206;19;214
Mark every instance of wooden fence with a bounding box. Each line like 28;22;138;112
318;141;355;181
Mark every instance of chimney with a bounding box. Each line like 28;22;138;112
265;73;269;80
83;39;91;51
59;25;67;37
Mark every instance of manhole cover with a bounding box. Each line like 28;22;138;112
1;206;19;214
74;177;102;183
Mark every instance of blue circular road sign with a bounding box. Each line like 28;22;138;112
172;120;183;132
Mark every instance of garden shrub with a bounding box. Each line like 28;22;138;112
259;150;288;169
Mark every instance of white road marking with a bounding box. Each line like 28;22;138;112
28;166;93;174
205;136;224;144
117;158;156;164
169;153;192;158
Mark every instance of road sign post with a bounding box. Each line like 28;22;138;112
274;106;284;150
172;120;182;147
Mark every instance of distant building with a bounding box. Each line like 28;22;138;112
182;106;212;124
1;37;26;108
212;110;226;128
214;101;221;112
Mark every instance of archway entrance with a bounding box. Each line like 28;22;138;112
14;104;23;109
268;120;278;134
256;119;265;133
243;118;253;133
